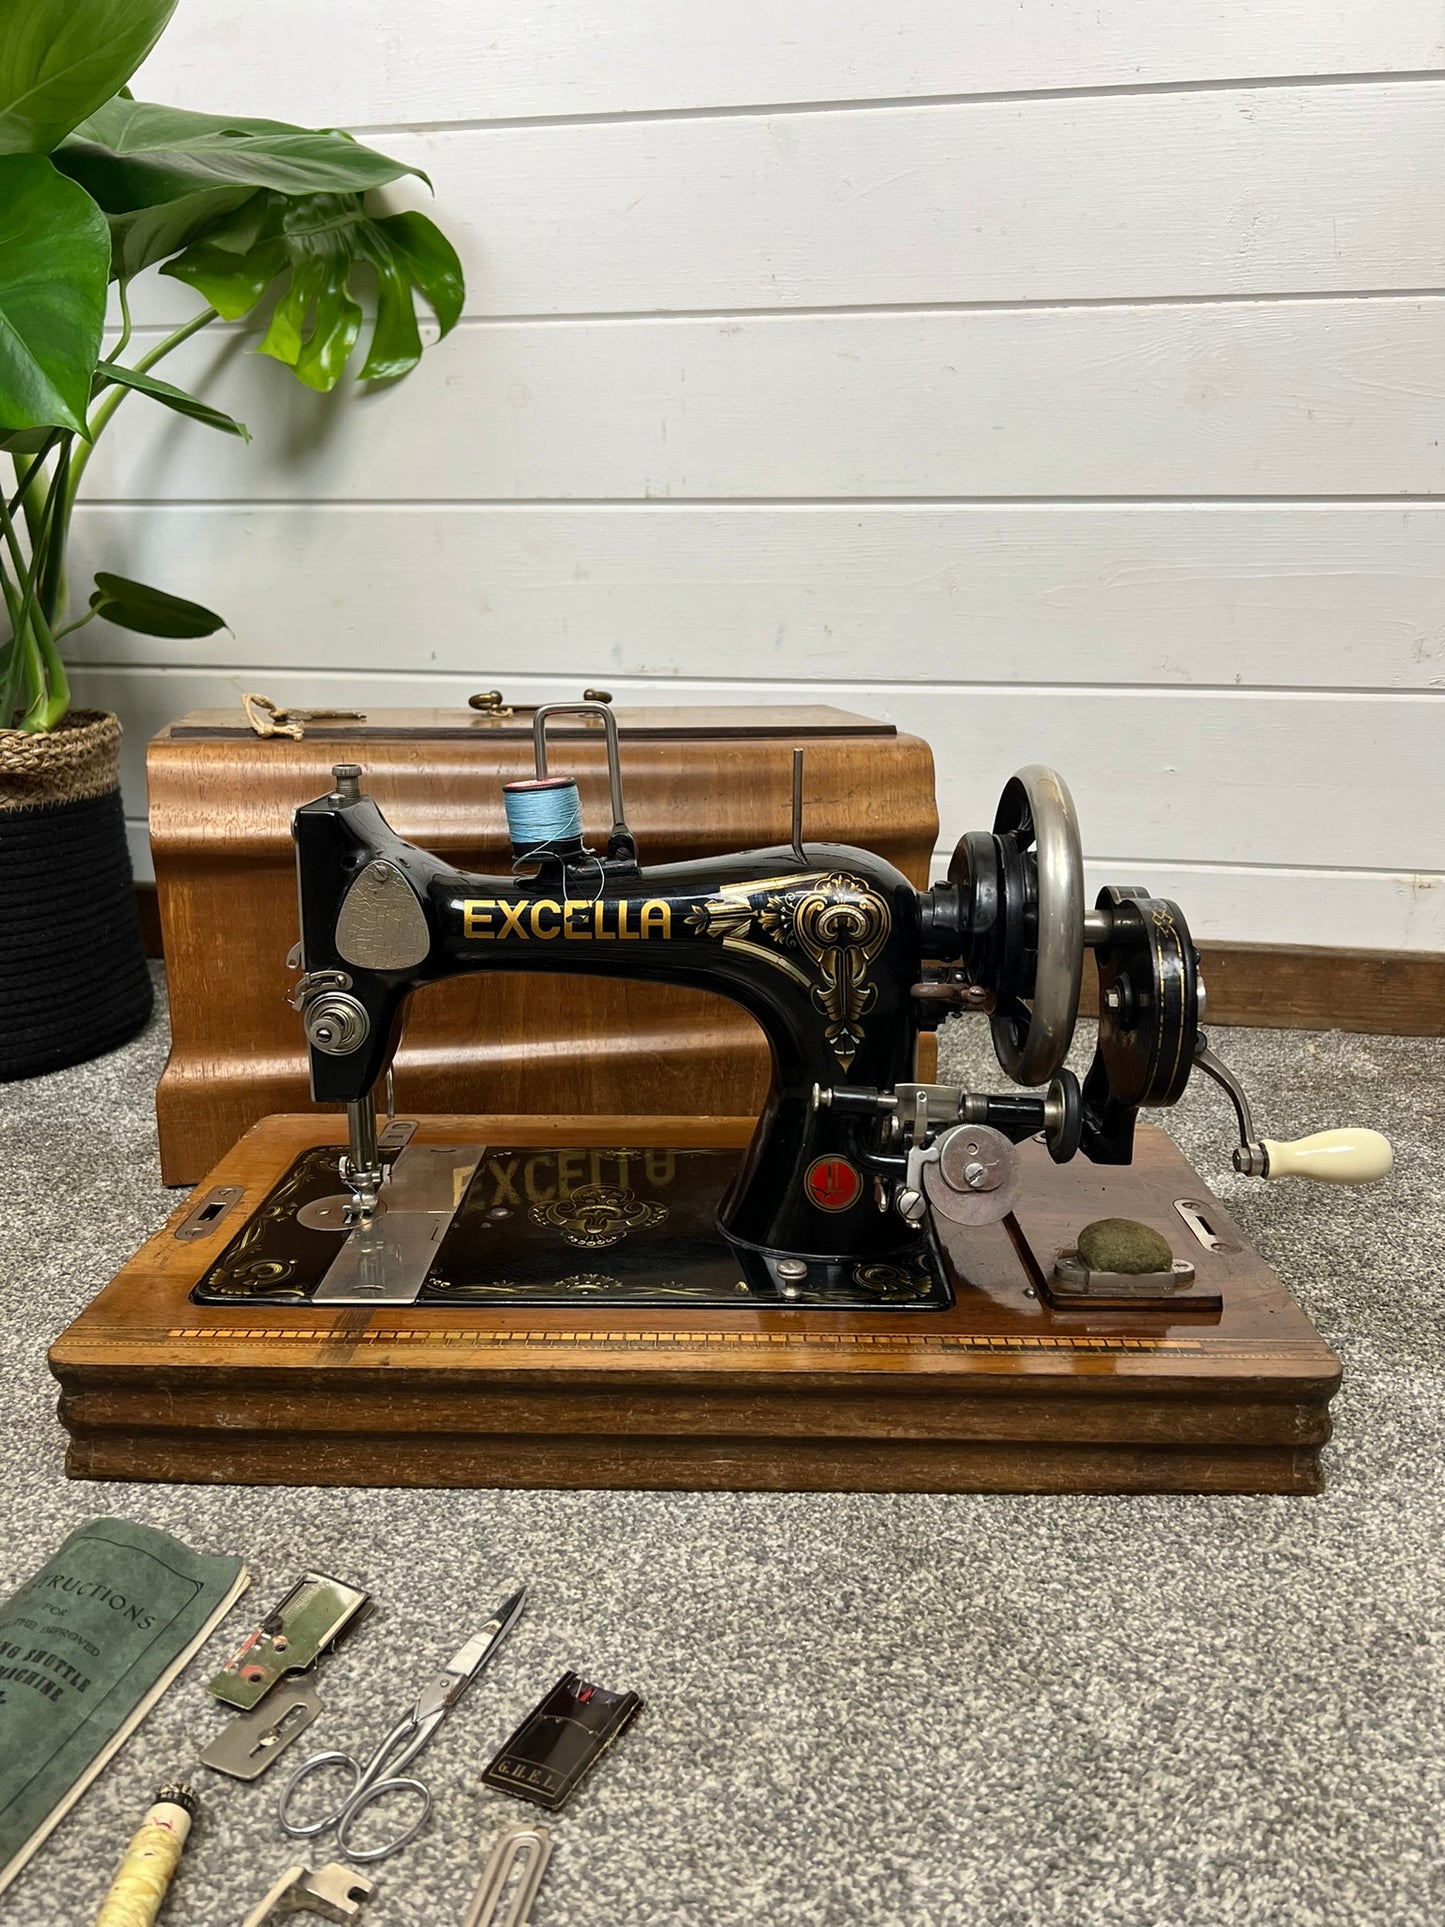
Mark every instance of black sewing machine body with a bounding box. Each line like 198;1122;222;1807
265;703;1387;1313
297;810;923;1272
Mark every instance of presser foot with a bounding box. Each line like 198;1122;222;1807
336;1115;417;1227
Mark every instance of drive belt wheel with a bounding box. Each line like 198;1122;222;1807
1092;886;1199;1107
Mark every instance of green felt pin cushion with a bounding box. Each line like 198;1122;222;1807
1076;1217;1174;1276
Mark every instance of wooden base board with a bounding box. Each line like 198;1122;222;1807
49;1114;1341;1496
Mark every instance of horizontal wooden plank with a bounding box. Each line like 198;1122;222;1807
131;0;1445;126
63;502;1445;690
122;83;1445;327
82;664;1444;869
1168;943;1445;1036
81;300;1445;503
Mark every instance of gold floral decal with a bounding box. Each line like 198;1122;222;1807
851;1261;932;1302
200;1145;337;1298
685;871;892;1071
529;1183;668;1249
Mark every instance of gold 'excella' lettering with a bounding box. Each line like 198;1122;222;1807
463;895;676;940
523;1157;555;1202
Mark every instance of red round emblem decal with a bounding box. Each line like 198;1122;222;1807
805;1155;862;1212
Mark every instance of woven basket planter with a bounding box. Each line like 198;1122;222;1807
0;710;153;1080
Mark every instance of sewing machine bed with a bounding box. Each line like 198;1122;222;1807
187;1139;949;1311
49;1114;1340;1495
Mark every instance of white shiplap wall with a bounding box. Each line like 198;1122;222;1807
71;1;1445;948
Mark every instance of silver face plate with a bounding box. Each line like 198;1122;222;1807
922;1123;1022;1227
312;1143;484;1304
202;1678;322;1780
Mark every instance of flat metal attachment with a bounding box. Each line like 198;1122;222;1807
174;1185;244;1241
378;1117;417;1159
241;1863;374;1926
463;1824;552;1927
313;1143;484;1303
298;1195;364;1233
1051;1251;1196;1296
209;1573;373;1711
1173;1198;1239;1255
202;1677;322;1780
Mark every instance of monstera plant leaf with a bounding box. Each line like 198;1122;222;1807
0;0;176;154
95;359;250;439
60;97;424;196
164;191;465;391
0;156;110;434
80;177;259;285
56;99;428;282
89;571;227;637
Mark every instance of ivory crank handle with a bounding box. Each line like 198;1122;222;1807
1193;1039;1393;1186
1234;1128;1393;1185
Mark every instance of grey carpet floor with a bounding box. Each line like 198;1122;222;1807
0;969;1440;1927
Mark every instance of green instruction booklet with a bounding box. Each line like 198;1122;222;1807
0;1518;248;1893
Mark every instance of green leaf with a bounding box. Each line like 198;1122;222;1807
360;239;423;382
56;99;428;281
258;251;325;368
292;259;362;393
0;426;57;454
368;212;464;337
102;181;259;283
357;212;465;380
0;156;109;434
89;572;228;638
161;232;287;319
183;191;275;256
94;360;250;439
0;0;176;155
60;98;425;196
167;189;468;393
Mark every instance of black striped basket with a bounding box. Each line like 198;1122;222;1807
0;710;153;1080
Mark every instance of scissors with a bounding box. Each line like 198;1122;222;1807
278;1585;526;1863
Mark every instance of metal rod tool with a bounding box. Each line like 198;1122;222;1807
462;1824;552;1927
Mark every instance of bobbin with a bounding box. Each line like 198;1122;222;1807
501;776;583;860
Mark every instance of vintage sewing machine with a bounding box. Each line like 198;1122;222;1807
253;702;1387;1311
51;703;1391;1494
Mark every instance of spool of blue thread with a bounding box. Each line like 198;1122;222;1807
503;776;584;857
